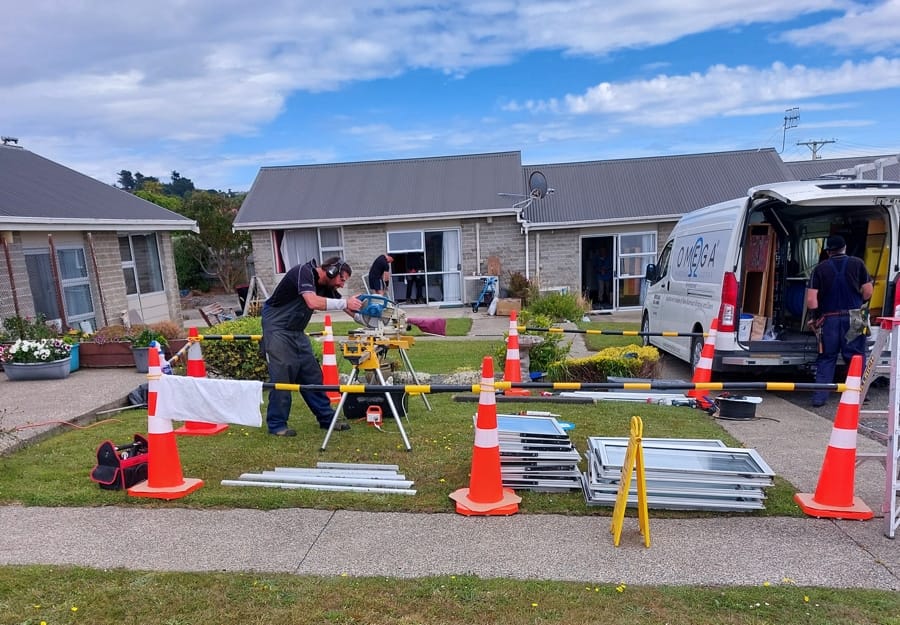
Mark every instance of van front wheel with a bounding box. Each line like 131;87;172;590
641;314;651;347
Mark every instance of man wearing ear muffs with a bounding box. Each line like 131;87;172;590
261;257;363;436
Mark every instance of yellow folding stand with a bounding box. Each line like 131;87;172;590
610;416;651;547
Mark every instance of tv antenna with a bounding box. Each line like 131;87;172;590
498;171;555;279
781;108;799;153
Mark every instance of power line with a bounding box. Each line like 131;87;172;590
797;139;836;160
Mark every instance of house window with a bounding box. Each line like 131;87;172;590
24;246;96;329
274;227;345;273
119;234;164;295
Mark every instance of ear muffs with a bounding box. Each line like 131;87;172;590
325;259;345;279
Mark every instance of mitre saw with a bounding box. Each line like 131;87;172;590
353;294;407;335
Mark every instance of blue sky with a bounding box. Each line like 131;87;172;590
3;1;900;192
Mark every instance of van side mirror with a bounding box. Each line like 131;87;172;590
645;263;659;283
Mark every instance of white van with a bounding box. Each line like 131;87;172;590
641;179;900;372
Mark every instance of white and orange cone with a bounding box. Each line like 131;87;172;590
686;318;718;410
503;310;530;397
794;354;873;520
128;347;204;500
174;327;228;436
321;314;341;404
450;356;521;516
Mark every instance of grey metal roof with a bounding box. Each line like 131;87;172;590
234;151;524;228
0;144;196;231
521;149;793;227
784;155;900;181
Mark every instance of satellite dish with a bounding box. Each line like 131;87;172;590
528;171;548;198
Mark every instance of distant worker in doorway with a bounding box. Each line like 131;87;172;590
594;246;613;308
806;234;873;408
368;253;394;296
405;252;425;304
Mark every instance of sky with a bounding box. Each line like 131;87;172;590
3;0;900;192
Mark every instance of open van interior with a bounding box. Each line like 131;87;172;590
740;195;891;343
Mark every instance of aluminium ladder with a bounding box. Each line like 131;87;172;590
859;316;900;538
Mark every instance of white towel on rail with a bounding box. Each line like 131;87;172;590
155;375;263;427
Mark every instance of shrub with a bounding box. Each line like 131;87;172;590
526;291;587;323
2;314;57;340
148;321;186;341
199;315;300;381
173;235;211;291
126;326;168;348
547;344;660;382
494;311;570;376
88;324;130;344
506;271;531;302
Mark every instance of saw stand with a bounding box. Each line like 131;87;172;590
321;333;429;452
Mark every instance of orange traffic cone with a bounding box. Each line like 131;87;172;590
450;356;521;516
128;347;204;500
686;318;718;410
503;310;530;397
322;314;341;404
174;327;228;436
794;354;873;520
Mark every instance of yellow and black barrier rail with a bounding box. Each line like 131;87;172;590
520;326;707;338
264;380;848;394
196;334;263;342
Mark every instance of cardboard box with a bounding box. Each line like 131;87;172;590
750;315;767;341
495;298;522;316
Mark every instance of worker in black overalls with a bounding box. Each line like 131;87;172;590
806;235;873;408
262;257;363;436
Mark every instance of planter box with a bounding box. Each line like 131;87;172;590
495;298;522;316
4;357;72;381
78;342;136;368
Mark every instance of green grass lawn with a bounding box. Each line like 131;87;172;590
2;566;896;625
0;392;796;515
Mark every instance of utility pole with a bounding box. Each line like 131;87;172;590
782;107;799;153
797;139;836;160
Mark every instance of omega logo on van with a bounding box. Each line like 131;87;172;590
672;230;730;282
677;237;718;277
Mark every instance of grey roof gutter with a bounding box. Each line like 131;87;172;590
525;213;685;231
1;217;199;233
235;208;518;230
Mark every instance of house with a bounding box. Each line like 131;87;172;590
235;147;896;312
0;142;197;332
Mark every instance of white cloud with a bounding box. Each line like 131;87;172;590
0;0;886;187
780;0;900;53
557;57;900;126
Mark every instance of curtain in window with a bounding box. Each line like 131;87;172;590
25;253;60;319
281;230;319;269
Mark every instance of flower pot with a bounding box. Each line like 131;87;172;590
4;357;72;381
69;342;80;372
131;347;152;373
78;342;136;368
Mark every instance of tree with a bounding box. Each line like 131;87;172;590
165;170;195;198
178;191;251;292
117;170;136;191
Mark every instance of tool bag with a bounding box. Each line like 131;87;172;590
90;434;149;490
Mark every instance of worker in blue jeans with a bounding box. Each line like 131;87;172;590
806;235;873;407
261;257;363;436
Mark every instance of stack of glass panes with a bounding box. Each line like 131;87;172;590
582;438;775;511
494;414;582;492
